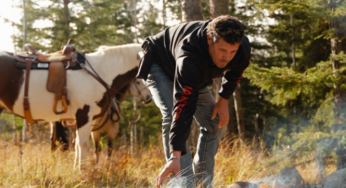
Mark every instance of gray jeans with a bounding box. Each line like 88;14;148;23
145;63;224;187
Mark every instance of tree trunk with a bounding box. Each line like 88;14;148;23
130;98;138;156
182;0;203;21
162;0;166;28
253;113;259;144
182;0;203;155
226;96;236;138
62;0;70;38
128;0;138;42
290;14;296;69
233;85;245;140
209;0;229;17
22;0;27;51
329;0;346;170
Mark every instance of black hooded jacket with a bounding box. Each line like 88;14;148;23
137;20;251;155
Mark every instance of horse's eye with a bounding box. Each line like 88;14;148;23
136;81;140;84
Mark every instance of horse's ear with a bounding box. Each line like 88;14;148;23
67;38;73;45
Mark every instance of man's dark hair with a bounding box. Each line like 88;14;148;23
207;15;244;44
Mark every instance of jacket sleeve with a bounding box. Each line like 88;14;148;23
218;61;249;99
219;37;251;99
169;55;202;155
136;38;155;80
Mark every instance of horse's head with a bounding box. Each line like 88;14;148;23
128;79;152;104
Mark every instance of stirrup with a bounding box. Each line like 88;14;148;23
53;96;68;115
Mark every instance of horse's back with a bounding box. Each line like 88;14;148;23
0;52;25;112
0;51;100;120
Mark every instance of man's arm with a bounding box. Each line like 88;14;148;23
212;97;229;128
156;151;181;187
157;55;202;186
169;56;202;155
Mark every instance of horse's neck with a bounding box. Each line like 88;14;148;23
116;85;130;102
84;46;140;85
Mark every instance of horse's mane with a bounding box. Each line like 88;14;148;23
96;43;142;57
86;43;142;65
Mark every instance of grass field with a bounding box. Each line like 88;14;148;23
0;133;337;188
0;116;337;187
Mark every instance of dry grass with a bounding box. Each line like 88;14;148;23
0;140;163;187
213;138;336;187
0;133;337;187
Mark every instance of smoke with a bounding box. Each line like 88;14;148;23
163;176;190;188
323;168;346;188
161;166;195;188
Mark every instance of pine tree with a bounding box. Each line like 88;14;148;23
244;0;346;170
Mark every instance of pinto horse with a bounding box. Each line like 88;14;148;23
0;44;142;170
92;78;151;163
51;78;151;163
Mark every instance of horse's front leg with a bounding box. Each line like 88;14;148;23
50;122;57;151
74;133;80;170
74;121;93;170
106;121;120;160
91;130;101;164
74;105;94;171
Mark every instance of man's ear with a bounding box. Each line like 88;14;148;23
207;34;212;45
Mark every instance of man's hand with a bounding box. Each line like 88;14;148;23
156;158;181;187
212;97;229;128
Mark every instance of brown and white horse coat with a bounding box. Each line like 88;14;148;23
91;78;151;163
52;78;151;163
0;44;142;170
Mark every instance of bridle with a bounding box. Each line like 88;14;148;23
130;80;152;105
91;80;151;131
92;98;120;131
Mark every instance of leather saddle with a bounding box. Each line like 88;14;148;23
13;39;78;123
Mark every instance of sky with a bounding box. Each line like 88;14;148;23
0;1;21;52
0;0;176;52
0;0;268;52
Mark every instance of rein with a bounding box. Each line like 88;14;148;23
92;98;121;131
90;81;150;131
75;52;115;120
91;81;142;132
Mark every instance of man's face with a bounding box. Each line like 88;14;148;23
207;34;240;68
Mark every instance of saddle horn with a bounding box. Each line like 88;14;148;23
66;38;73;45
62;39;76;56
24;44;38;55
